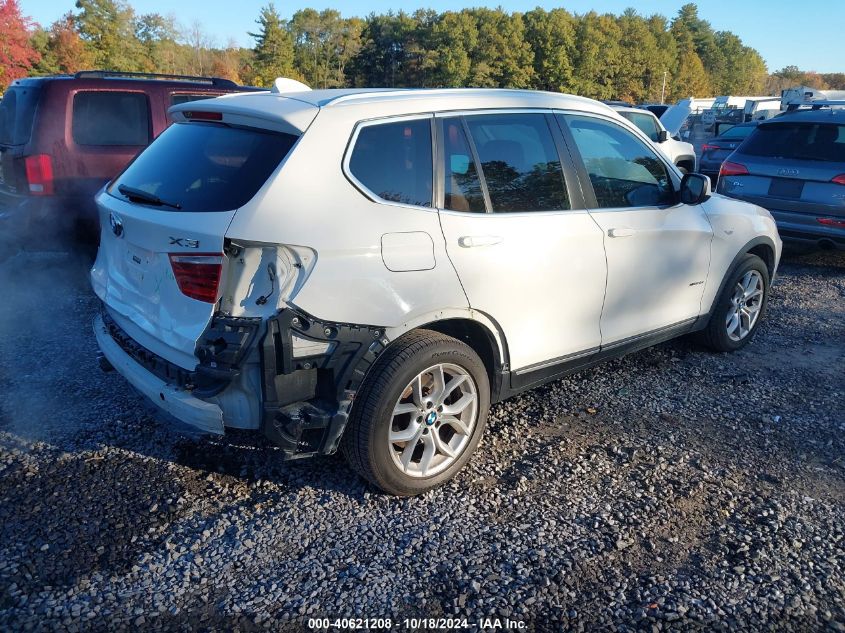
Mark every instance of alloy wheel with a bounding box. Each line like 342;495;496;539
388;363;478;478
725;270;764;342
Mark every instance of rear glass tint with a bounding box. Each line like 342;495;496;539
0;85;41;146
108;121;297;212
348;118;433;207
741;123;845;162
170;93;217;106
73;91;151;146
718;125;756;140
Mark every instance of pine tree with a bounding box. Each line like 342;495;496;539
249;4;298;87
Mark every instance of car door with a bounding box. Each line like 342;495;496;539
436;111;607;378
556;112;713;346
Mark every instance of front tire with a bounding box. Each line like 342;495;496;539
341;329;490;496
700;253;769;352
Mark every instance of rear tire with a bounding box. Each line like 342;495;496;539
341;329;490;496
700;254;769;352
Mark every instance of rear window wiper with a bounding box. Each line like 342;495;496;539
117;184;182;210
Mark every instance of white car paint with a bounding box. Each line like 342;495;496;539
92;87;782;436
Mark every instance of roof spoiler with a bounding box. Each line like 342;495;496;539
271;77;311;94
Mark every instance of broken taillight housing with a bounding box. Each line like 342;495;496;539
168;254;223;303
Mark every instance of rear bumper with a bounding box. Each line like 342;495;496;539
718;191;845;249
768;208;845;249
94;312;225;435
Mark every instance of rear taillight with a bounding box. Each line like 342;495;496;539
720;161;749;177
168;254;223;303
24;154;54;195
817;217;845;228
831;174;845;185
701;144;717;152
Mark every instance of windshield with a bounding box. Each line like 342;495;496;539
108;122;298;212
741;123;845;162
0;85;41;146
619;111;660;142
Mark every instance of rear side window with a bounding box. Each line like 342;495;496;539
0;85;41;146
73;91;151;146
348;118;433;207
170;93;217;106
741;123;845;162
108;122;297;212
562;115;674;209
465;113;569;212
441;118;485;212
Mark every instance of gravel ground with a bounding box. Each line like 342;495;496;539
0;249;843;632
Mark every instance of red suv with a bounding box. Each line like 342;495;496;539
0;71;258;251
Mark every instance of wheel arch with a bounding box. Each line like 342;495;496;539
384;312;509;403
701;235;777;322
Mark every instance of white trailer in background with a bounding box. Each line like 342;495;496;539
781;85;845;110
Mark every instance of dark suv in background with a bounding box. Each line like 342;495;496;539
0;71;256;251
718;108;845;251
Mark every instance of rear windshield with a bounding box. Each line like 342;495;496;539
108;122;297;212
0;85;41;146
741;123;845;162
718;125;756;141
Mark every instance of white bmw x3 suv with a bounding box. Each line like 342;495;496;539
91;87;781;496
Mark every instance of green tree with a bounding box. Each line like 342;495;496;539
671;33;711;99
75;0;145;71
290;9;362;88
422;10;476;87
572;12;624;99
249;3;297;87
467;8;534;88
524;8;576;92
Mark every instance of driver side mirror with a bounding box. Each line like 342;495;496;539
680;173;711;204
657;129;669;143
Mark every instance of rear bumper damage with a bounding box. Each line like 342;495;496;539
94;312;225;435
95;305;388;458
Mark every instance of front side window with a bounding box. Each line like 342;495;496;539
348;118;433;207
72;91;151;146
465;113;569;212
562;115;675;209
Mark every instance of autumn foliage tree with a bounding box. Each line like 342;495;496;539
0;0;40;90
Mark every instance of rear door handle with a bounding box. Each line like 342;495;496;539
607;227;636;238
458;235;503;248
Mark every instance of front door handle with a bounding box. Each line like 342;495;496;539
458;235;503;248
607;227;636;238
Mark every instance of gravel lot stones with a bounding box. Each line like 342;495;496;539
0;249;843;631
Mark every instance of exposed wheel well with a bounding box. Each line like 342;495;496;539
747;243;775;277
420;319;503;400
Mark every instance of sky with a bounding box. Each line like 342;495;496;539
20;0;843;74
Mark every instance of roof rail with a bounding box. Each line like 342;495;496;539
73;70;240;88
784;99;845;112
